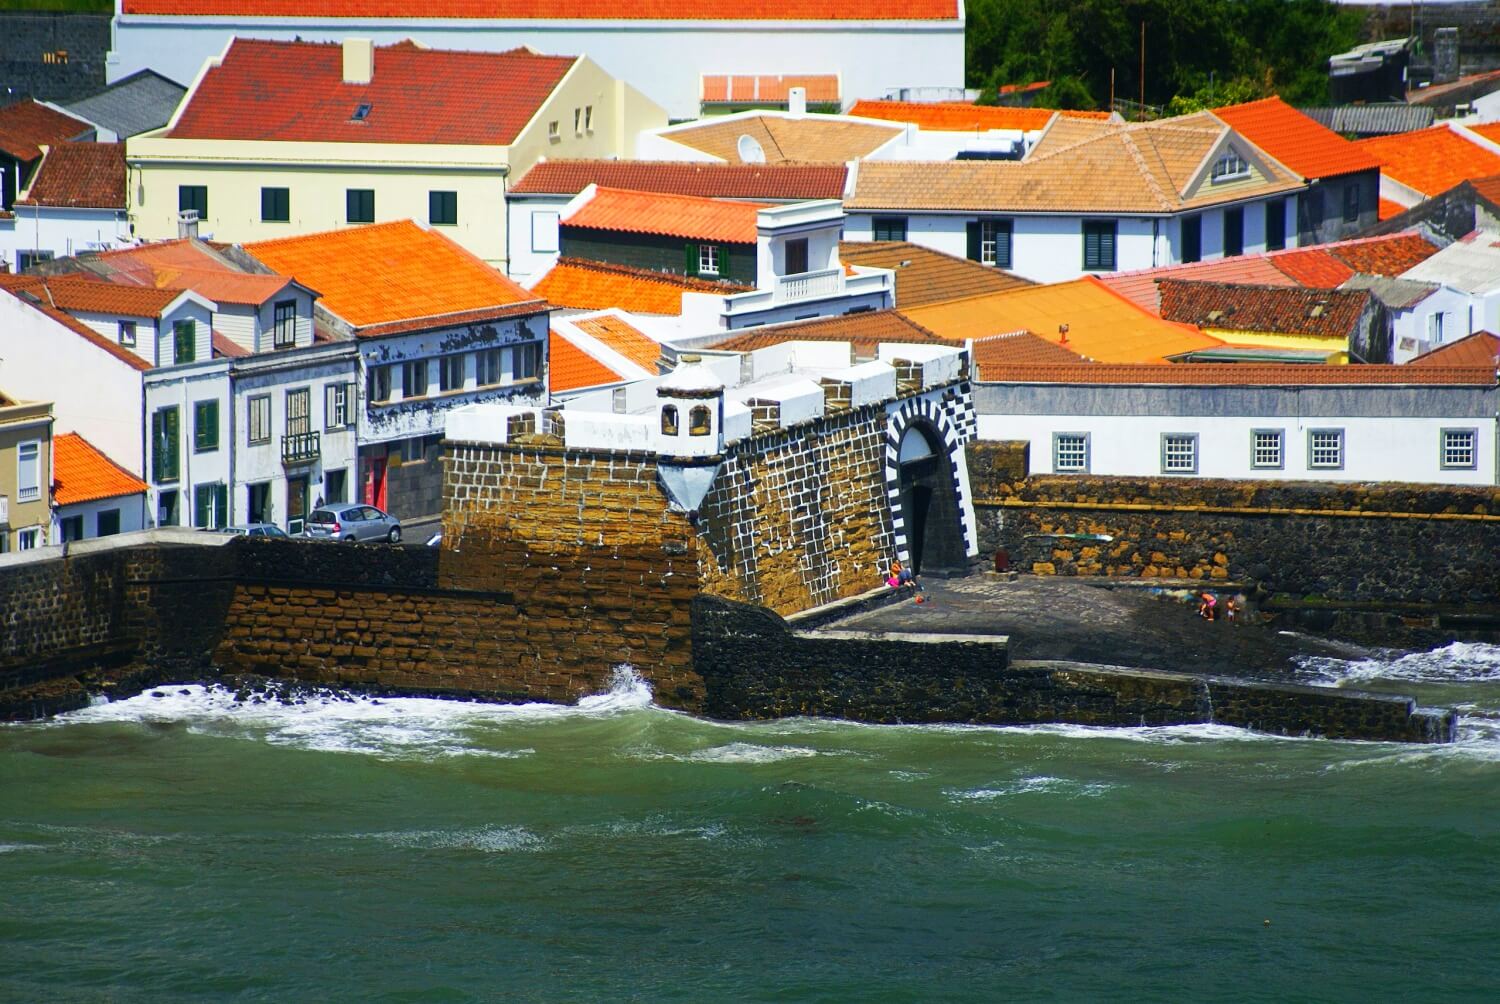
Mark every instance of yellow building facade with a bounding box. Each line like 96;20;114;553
0;393;54;553
126;50;666;270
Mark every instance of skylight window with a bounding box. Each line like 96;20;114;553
1210;147;1250;184
351;103;372;122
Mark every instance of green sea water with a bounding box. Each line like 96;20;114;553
3;644;1499;1003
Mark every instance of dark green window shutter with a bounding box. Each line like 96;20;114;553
151;409;164;482
194;485;209;528
966;221;982;262
215;484;229;529
717;246;729;281
194;400;218;452
152;407;179;482
995;222;1013;269
684;242;699;277
174;319;196;363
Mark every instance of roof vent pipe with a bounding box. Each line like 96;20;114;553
343;38;374;85
788;86;807;117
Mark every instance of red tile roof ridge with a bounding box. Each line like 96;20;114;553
510;160;848;198
1210;96;1380;180
566;186;771;243
978;362;1497;386
547;256;754;292
1408;330;1500;367
355;300;545;338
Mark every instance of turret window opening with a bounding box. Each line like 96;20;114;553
661;405;679;436
689;405;712;436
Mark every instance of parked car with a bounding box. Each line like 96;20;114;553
302;504;402;543
224;523;290;538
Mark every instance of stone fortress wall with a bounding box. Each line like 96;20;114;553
969;441;1500;605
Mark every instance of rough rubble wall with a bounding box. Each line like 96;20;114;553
967;442;1500;603
697;404;896;614
438;439;703;707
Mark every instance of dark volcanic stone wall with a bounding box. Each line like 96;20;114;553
0;13;110;103
967;443;1500;604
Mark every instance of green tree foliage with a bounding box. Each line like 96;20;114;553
967;0;1365;112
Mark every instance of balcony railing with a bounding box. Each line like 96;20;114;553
775;267;843;304
281;431;320;466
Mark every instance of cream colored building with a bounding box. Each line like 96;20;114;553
0;392;55;553
126;38;666;269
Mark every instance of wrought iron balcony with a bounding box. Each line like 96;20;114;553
281;431;320;466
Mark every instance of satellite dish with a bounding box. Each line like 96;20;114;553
737;134;766;164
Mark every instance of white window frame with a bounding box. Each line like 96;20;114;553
118;319;137;346
248;394;271;445
368;364;392;404
1210;147;1250;184
1440;428;1477;470
509;342;539;382
1052;432;1090;473
1161;433;1198;475
1428;311;1445;344
698;243;720;276
17;526;41;550
272;299;297;348
1308;428;1344;470
16;440;41;501
439;354;466;393
477;348;503;387
325;382;354;430
1250;428;1284;470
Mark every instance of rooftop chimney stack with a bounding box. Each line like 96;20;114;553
343;37;374;85
788;86;807;117
177;209;199;240
1433;28;1460;85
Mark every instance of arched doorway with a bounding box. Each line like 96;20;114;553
894;422;966;574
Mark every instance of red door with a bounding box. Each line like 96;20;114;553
362;457;387;509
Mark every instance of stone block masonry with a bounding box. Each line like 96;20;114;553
968;442;1500;604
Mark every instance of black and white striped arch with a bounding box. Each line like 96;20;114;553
883;385;979;565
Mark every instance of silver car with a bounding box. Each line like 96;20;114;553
224;523;290;539
302;504;402;544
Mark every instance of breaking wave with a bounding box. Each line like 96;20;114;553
1296;642;1500;686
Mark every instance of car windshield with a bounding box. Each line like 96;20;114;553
308;510;336;524
264;526;288;538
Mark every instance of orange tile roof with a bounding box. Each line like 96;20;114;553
1356;126;1500;197
0;273;184;317
52;431;148;506
703;75;839;104
1210;97;1380;180
970;330;1088;372
533;258;751;315
15;142;126;209
710;308;946;354
1409;330;1500;368
565;187;769;243
167;38;575;146
661;114;902;164
511;161;848;199
978;362;1497;386
1465;122;1500;146
850;112;1304;214
1379;197;1406;220
121;1;960;20
570;314;662;371
0;280;152;372
1102;257;1297;313
246;220;542;331
848;100;1109;131
900;277;1224;363
837;240;1033;307
1320;232;1439;277
0;99;93;162
89;239;298;306
549;330;624;393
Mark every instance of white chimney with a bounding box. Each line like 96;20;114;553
343;38;374;85
177;209;199;240
788;86;807;117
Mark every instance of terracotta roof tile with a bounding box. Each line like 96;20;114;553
212;331;252;358
970;330;1087;374
1325;232;1440;276
246;220;542;331
1464;122;1500;146
0;99;93;162
1210;97;1380;180
1158;280;1370;338
570;314;662;371
14;142;126;209
979;362;1497;386
167;38;575;145
549;330;624;393
850;112;1303;214
703;75;839;104
1379;197;1406;220
52;431;148;506
1472;173;1500;206
837;240;1032;307
533;258;751;314
847;100;1109;131
0;273;184;317
1409;330;1500;368
511;161;847;199
121;1;958;20
900;276;1222;363
1267;247;1356;287
710;309;945;353
661;114;901;164
85;239;298;305
1356;126;1500;197
1103;257;1297;313
565;187;768;243
0;279;153;372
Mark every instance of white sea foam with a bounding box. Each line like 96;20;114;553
987;721;1312;745
50;666;656;761
685;743;820;765
0;842;45;854
351;825;543;853
948;775;1115;801
1297;642;1500;686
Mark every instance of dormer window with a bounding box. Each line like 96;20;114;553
1210;147;1250;184
351;103;372;122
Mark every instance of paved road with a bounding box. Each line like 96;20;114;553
827;575;1365;680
